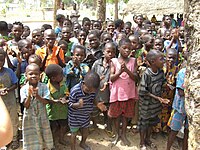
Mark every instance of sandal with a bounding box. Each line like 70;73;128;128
140;144;147;150
10;140;20;149
145;140;157;150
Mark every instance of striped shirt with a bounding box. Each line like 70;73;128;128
68;82;96;128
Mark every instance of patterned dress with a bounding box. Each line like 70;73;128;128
20;82;54;150
138;68;166;131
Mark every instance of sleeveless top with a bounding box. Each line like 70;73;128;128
110;58;138;103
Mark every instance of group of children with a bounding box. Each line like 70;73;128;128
0;12;189;150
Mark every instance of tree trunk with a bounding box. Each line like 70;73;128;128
184;0;200;149
96;0;106;22
114;0;118;20
53;0;61;28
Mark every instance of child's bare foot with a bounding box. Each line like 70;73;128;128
121;135;131;146
80;142;91;150
112;134;120;146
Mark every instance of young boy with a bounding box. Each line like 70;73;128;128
138;50;169;150
167;67;188;150
45;64;69;146
91;42;116;136
0;48;19;149
68;71;106;150
35;29;65;68
63;45;89;90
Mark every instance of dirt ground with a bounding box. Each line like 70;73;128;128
11;116;181;150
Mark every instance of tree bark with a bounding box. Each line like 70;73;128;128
96;0;106;22
184;0;200;149
114;0;118;20
53;0;61;28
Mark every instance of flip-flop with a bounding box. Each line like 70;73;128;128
104;129;115;138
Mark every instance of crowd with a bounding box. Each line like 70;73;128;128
0;6;188;150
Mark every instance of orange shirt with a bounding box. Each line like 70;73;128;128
36;46;65;67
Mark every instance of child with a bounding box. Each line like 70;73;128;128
63;45;89;90
45;64;69;146
32;29;44;50
55;14;65;37
124;22;132;36
0;48;19;149
7;22;23;46
68;71;106;150
82;17;91;35
93;20;102;31
58;40;71;63
106;20;115;39
12;39;31;78
158;15;172;38
128;34;140;57
100;32;112;45
109;38;138;146
21;25;30;39
138;50;169;150
85;30;103;68
60;26;73;57
20;64;54;149
35;29;65;68
92;42;116;136
167;67;188;150
154;37;164;52
153;48;179;135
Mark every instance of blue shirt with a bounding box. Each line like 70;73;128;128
0;67;18;84
12;57;28;73
172;68;186;114
68;83;96;128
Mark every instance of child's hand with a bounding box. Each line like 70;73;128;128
97;102;107;112
59;98;69;104
100;82;108;91
178;88;185;97
17;51;22;64
100;75;105;80
167;84;175;90
72;56;80;67
78;98;84;108
0;88;8;96
158;97;170;104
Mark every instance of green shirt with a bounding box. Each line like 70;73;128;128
46;80;69;120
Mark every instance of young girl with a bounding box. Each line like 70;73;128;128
45;64;69;146
92;42;116;137
32;29;44;50
20;63;54;149
138;50;169;150
109;38;138;146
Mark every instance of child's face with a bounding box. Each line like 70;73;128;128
116;33;126;44
164;16;171;25
44;32;56;49
93;22;101;30
137;16;143;26
78;31;86;43
103;44;116;61
62;28;71;41
164;31;171;40
146;37;154;49
179;27;185;37
63;20;72;28
52;71;63;83
21;42;32;60
26;66;40;85
22;26;30;39
166;51;177;66
60;44;67;53
83;21;91;32
73;48;86;62
32;30;43;45
0;54;5;70
107;22;115;34
102;34;112;44
154;54;165;69
12;25;23;39
129;36;139;50
154;39;164;51
88;34;100;49
73;23;81;34
124;25;131;35
82;82;97;94
119;42;132;58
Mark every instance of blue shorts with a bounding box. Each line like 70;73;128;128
169;110;188;131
